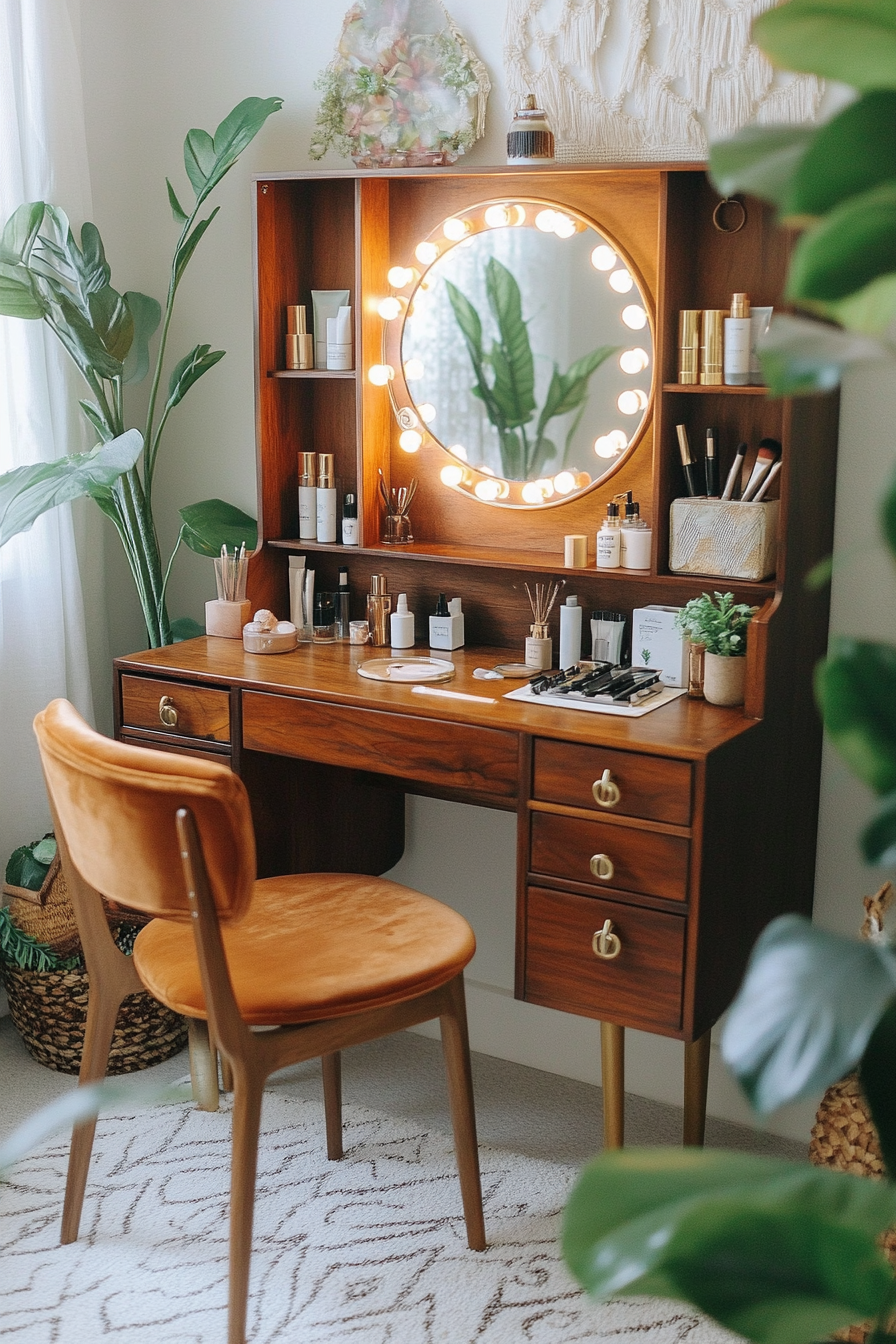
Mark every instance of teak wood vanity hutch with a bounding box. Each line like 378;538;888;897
114;163;839;1146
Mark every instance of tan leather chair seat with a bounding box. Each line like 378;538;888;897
135;873;475;1025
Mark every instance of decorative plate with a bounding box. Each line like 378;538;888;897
357;656;455;683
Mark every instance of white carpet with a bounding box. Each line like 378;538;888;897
1;1087;739;1343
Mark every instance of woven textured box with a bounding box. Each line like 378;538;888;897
669;497;779;582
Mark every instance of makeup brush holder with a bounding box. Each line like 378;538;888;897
669;498;779;582
382;512;413;545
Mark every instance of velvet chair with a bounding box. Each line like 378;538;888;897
33;699;485;1344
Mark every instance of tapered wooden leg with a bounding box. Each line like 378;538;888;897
683;1031;711;1146
188;1018;220;1112
61;989;121;1243
322;1052;343;1160
440;976;486;1251
220;1055;234;1093
600;1022;625;1149
228;1072;264;1344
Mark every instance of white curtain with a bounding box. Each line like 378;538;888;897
0;0;106;873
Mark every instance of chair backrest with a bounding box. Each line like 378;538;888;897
34;699;256;923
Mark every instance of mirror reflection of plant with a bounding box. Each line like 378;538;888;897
0;97;281;646
445;257;616;480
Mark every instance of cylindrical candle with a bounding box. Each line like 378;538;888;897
564;534;587;567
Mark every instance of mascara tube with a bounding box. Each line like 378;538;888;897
675;424;700;497
705;427;719;497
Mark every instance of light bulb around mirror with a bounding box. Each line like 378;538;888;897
475;478;502;501
440;463;466;487
403;358;424;382
448;443;468;461
415;240;439;266
591;244;616;271
553;213;576;239
521;481;547;504
554;471;577;495
594;434;620;459
399;429;423;453
608;269;634;294
368;363;394;386
484;203;511;228
377;296;402;321
417;402;436;423
617;388;648;415
622;304;648;330
535;209;557;233
535;477;555;498
619;347;650;374
443;217;471;242
387;265;415;288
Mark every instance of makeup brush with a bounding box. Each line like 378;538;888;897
741;438;782;502
752;457;782;502
721;442;748;501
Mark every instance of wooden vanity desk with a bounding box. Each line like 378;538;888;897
115;161;840;1146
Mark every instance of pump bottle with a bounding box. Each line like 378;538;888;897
596;501;621;568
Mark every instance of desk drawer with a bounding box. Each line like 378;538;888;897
523;885;684;1032
533;740;691;825
530;811;689;902
120;676;230;743
242;692;518;800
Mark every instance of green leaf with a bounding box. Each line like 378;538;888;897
178;498;257;557
87;284;134;363
170;616;204;642
166;178;189;226
880;460;896;563
787;181;896;303
121;290;162;385
165;343;225;411
708;125;816;211
78;400;112;442
810;272;896;336
860;998;896;1176
31;837;57;865
787;93;896;219
173;208;220;287
445;278;484;362
861;792;896;866
485;257;535;428
563;1148;896;1344
757;314;889;396
0;430;143;547
721;914;896;1113
49;287;124;381
183;127;216;195
0;202;45;265
0;261;46;318
184;98;282;206
5;841;50;889
753;0;896;92
816;639;896;793
77;222;112;293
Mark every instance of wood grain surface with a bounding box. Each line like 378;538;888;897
120;675;230;742
529;810;689;902
533;739;692;824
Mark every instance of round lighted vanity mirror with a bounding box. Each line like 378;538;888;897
390;200;654;508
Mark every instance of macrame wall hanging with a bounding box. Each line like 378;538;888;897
505;0;824;162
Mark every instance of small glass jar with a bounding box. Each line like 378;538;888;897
313;592;336;642
688;641;706;698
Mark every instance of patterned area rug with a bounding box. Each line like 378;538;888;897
1;1088;739;1343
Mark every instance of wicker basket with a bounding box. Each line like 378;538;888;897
1;963;186;1074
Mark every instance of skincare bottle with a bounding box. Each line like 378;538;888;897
429;594;464;650
559;595;583;670
390;593;415;649
367;573;391;647
326;305;353;371
596;501;621;569
312;289;350;369
288;555;306;630
621;501;652;570
316;452;337;543
525;623;552;671
724;292;752;386
285;305;313;370
336;567;351;640
700;309;724;385
313;591;336;642
749;305;773;384
298;452;317;541
341;492;359;546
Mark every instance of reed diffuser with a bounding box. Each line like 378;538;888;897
524;580;563;671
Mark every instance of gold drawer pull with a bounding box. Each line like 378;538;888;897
592;918;622;960
159;695;178;728
592;768;620;808
590;852;614;881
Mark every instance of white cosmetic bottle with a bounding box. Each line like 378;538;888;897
390;593;415;649
559;595;582;670
429;594;464;650
298;451;317;541
315;452;337;543
724;292;752;386
326;305;353;371
596;501;621;568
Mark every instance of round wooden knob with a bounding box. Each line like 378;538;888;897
589;852;614;881
592;918;622;960
159;695;178;728
592;768;620;808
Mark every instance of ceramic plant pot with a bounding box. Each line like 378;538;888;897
703;652;746;707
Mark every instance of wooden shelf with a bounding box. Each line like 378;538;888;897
662;383;768;396
268;369;358;380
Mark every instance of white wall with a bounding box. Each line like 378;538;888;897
77;0;896;1140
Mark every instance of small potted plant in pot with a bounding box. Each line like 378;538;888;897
675;592;757;706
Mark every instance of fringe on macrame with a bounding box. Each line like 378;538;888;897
504;0;824;162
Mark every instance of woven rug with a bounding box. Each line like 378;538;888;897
0;1087;739;1343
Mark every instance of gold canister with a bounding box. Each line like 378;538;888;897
678;310;700;384
700;309;725;385
285;304;313;369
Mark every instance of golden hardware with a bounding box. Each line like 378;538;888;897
589;852;614;881
592;768;621;808
592;918;622;960
159;695;178;728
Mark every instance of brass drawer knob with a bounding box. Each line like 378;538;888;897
159;695;178;728
592;918;622;960
592;768;620;808
589;852;614;881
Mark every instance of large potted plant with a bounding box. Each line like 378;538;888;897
562;2;896;1340
0;96;281;646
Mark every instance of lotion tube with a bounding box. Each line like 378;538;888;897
316;452;337;543
326;305;353;370
298;451;317;541
311;289;349;370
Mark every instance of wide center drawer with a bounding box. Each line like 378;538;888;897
533;739;691;825
242;692;519;800
120;675;230;743
530;811;689;902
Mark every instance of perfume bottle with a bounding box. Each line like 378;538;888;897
366;573;391;647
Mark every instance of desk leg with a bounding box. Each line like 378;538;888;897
683;1031;711;1146
600;1022;625;1149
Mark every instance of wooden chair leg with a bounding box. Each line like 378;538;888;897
220;1054;234;1093
439;975;486;1251
600;1022;625;1149
61;986;122;1243
227;1070;265;1344
322;1052;343;1160
188;1018;220;1112
683;1031;711;1146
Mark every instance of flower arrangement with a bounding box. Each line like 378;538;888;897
310;0;489;167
